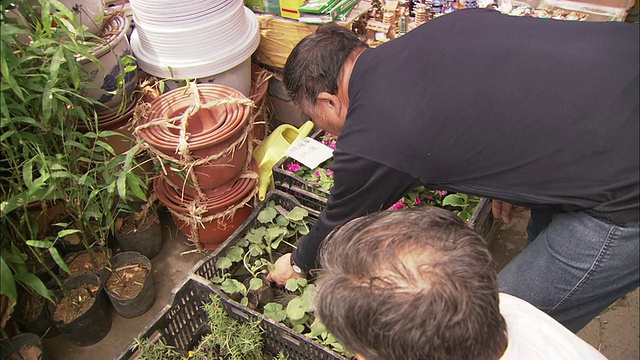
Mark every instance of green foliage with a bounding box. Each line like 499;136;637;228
131;338;183;360
0;0;146;316
213;200;348;356
134;295;266;360
194;295;264;360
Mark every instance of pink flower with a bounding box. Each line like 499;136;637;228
286;163;301;172
315;171;321;178
438;190;447;196
427;194;434;200
390;200;407;210
415;197;422;205
326;169;334;176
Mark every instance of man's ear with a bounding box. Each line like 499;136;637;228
316;91;342;116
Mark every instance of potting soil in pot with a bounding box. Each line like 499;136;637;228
51;285;100;324
105;263;149;300
66;252;110;276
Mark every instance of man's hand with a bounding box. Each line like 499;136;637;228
491;200;528;224
266;253;305;286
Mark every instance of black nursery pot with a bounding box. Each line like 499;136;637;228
50;273;112;347
115;205;163;259
0;332;49;360
15;292;60;339
105;251;156;318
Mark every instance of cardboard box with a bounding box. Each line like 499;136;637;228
279;0;305;19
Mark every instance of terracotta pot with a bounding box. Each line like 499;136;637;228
249;63;270;142
160;131;251;191
250;63;270;108
154;163;258;250
139;84;251;155
138;84;254;190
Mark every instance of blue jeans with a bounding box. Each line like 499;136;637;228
498;208;640;333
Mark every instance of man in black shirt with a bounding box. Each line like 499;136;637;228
266;8;639;333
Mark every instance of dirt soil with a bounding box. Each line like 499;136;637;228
67;251;110;276
105;263;149;300
115;208;159;235
7;343;42;360
51;285;99;324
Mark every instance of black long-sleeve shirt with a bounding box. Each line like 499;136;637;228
292;8;640;271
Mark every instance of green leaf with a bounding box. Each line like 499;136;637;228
266;226;286;241
117;174;127;200
457;211;471;222
1;54;23;101
221;279;245;296
286;297;306;321
288;207;308;221
275;215;289;227
49;46;64;84
249;277;263;291
226;246;244;263
263;303;287;322
285;278;299;292
13;272;54;303
25;240;53;249
442;194;467;208
126;172;147;202
215;257;233;270
50;247;71;275
94;140;116;155
248;244;264;257
0;256;17;303
56;229;81;238
308;318;328;338
257;207;277;224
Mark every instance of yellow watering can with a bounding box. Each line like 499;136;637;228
253;121;315;200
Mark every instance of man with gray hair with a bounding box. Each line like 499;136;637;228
315;206;606;359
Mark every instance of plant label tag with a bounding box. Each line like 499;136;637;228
284;137;334;169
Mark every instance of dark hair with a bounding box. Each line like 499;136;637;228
316;206;507;360
283;22;368;110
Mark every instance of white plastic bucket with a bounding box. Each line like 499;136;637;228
161;57;252;96
131;7;259;96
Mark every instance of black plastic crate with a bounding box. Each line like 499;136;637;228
212;284;346;360
118;274;333;360
190;189;346;360
115;276;218;360
272;130;332;210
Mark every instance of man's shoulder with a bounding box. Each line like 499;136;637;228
499;293;606;359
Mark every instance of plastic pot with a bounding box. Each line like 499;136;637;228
104;252;156;318
50;273;111;347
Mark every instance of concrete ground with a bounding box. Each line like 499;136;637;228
42;207;639;359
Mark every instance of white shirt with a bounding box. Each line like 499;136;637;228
499;293;607;359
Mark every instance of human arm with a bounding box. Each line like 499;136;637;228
267;151;420;285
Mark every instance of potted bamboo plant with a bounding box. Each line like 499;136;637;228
1;0;146;345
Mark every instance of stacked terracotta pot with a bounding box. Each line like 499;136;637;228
249;64;272;143
135;83;258;250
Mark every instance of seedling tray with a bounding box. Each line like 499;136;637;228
272;131;497;241
273;130;332;211
190;189;346;360
115;276;219;360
